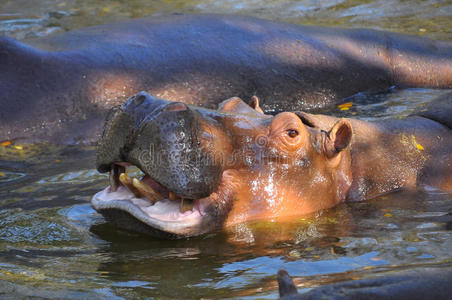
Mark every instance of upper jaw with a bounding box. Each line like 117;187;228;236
95;93;175;174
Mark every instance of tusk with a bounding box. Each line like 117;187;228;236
132;178;164;204
169;192;178;200
109;164;124;192
119;173;142;198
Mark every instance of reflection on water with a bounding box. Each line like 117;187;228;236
0;171;25;183
323;88;452;121
0;0;451;298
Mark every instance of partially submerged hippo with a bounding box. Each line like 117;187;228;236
2;14;452;144
277;267;452;300
91;91;452;238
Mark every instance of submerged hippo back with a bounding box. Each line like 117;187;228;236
2;14;452;144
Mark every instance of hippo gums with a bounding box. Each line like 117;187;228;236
1;14;452;144
91;92;452;238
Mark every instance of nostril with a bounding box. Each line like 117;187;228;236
133;94;147;106
97;164;111;173
163;102;188;112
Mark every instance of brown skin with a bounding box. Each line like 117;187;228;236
296;93;452;196
2;14;452;144
93;92;452;237
210;97;452;226
214;101;354;226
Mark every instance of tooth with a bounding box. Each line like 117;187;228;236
119;173;142;198
180;198;194;213
109;171;118;192
109;165;124;192
132;178;164;203
169;192;178;200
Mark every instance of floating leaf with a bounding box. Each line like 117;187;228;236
371;257;383;261
338;102;353;108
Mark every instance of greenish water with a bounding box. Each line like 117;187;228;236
0;1;452;299
2;0;452;42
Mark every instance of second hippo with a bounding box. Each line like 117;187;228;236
2;14;452;144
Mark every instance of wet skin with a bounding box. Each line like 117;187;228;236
2;14;452;144
277;267;452;300
92;92;452;238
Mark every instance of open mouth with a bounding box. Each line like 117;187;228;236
91;163;214;237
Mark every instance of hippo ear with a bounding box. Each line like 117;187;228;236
324;119;352;159
249;96;264;114
218;97;263;115
277;269;298;297
295;111;339;129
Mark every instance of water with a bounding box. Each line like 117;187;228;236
0;1;451;298
2;0;452;42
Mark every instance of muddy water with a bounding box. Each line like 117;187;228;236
0;1;452;299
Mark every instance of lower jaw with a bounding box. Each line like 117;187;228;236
91;186;215;238
91;169;239;238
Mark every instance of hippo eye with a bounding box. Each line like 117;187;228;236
286;129;298;138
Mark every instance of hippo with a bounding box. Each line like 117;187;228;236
2;14;452;144
277;267;452;300
91;91;452;238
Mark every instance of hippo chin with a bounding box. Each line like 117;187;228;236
92;92;452;238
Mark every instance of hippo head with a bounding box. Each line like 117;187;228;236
92;92;353;238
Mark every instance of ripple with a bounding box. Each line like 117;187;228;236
332;88;452;121
0;171;25;183
37;169;107;184
0;209;81;245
